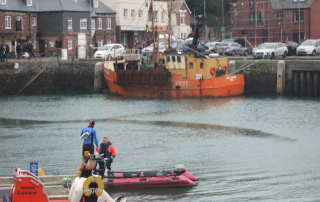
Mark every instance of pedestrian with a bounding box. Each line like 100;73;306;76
0;44;4;62
16;43;21;60
23;42;27;53
79;120;99;171
26;41;34;59
97;137;116;177
4;44;9;62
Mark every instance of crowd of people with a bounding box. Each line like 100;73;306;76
0;41;35;62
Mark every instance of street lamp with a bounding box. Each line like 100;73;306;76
298;0;301;41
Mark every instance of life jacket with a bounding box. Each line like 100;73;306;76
100;142;113;158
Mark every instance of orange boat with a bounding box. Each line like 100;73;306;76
103;1;244;98
103;54;244;98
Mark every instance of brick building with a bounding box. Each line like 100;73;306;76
230;0;320;47
0;0;116;57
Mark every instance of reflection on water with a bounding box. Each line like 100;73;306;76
0;94;320;201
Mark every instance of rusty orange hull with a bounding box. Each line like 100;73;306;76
104;68;244;98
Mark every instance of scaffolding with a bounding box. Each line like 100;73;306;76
229;0;298;46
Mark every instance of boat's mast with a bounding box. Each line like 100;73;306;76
167;0;172;50
150;0;158;66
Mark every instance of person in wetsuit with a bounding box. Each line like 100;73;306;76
79;120;99;170
97;137;117;176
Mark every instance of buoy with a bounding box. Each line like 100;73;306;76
38;168;45;176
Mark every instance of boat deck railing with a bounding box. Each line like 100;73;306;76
124;49;141;61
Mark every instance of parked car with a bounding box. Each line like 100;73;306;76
252;43;264;53
253;42;288;59
280;41;298;56
217;42;249;56
296;39;320;56
205;42;220;53
94;44;125;59
221;38;245;47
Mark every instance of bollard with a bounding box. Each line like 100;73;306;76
277;60;285;96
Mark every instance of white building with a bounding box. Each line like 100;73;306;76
101;0;168;48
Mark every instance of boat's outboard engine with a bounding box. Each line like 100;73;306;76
174;165;186;175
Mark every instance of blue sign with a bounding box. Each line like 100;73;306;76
30;162;38;176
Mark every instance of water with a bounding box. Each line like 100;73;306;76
0;94;320;201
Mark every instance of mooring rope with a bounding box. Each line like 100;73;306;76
228;58;265;75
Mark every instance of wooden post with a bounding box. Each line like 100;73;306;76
315;72;319;97
300;71;305;96
307;71;313;96
277;60;285;96
94;62;103;93
293;71;299;95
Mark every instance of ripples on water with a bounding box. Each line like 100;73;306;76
0;94;320;201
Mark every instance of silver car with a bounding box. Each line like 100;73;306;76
296;39;320;56
217;42;249;56
253;43;288;59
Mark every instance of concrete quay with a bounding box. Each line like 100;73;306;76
0;57;320;96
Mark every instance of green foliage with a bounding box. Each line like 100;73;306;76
0;63;14;69
186;0;232;27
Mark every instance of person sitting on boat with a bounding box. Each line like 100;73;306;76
79;120;99;170
97;137;117;176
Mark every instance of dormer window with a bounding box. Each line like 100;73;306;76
0;0;6;5
27;0;32;6
93;0;98;8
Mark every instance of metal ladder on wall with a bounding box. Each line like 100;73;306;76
10;67;44;94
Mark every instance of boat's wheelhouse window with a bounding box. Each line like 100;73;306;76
189;62;193;69
167;56;170;62
200;63;204;69
172;56;176;62
177;56;181;62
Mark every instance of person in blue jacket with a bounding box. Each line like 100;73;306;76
79;120;99;170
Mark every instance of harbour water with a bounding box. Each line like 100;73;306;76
0;94;320;201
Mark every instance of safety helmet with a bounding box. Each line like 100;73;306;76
88;120;95;128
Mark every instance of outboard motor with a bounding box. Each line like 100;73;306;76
174;165;186;175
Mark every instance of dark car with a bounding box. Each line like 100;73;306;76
281;41;298;56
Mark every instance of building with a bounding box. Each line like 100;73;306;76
0;0;38;52
101;0;169;48
230;0;320;47
171;0;192;39
75;0;116;48
0;0;116;56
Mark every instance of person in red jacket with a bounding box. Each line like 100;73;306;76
97;137;117;176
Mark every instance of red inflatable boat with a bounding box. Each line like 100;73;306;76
102;165;199;189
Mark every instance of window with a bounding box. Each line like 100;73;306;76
26;0;32;6
93;0;98;8
91;19;95;29
131;10;135;18
31;17;36;26
172;56;176;62
138;10;143;19
189;62;193;69
148;10;152;21
5;16;11;29
107;18;111;29
97;18;102;29
200;63;204;69
180;12;185;25
293;0;305;2
293;11;304;23
167;56;170;62
107;39;111;44
68;18;72;29
16;16;23;30
123;9;128;17
68;39;72;50
55;40;62;48
98;39;103;47
0;0;6;5
161;11;165;22
154;11;158;21
277;12;283;20
80;18;87;29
